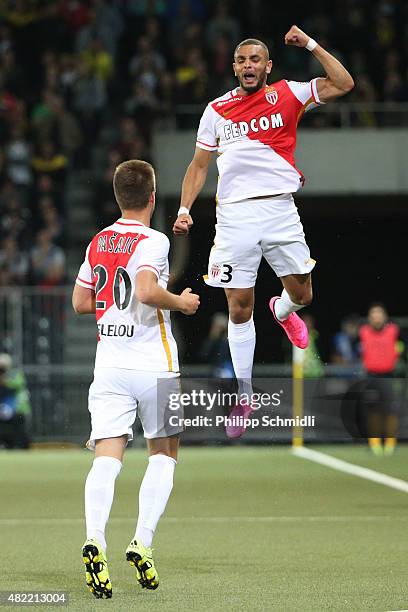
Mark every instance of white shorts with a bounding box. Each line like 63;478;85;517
205;194;316;288
86;368;183;449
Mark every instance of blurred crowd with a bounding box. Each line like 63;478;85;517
0;0;408;286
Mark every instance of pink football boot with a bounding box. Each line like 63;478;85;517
269;296;309;349
225;399;254;439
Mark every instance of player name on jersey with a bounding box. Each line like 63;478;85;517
97;323;135;337
97;232;145;254
224;113;284;140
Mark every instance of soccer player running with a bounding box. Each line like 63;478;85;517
173;25;354;438
73;160;199;598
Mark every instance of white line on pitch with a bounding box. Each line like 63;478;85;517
293;446;408;494
0;515;406;526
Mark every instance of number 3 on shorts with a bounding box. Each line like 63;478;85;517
220;264;233;284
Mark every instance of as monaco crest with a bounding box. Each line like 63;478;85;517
265;90;278;105
210;263;221;279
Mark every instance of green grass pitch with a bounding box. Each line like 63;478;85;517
1;445;408;611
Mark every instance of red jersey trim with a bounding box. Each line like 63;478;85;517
77;277;95;287
196;139;217;149
115;221;145;227
136;264;160;275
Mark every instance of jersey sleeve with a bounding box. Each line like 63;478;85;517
76;243;95;289
136;233;169;279
286;78;325;112
196;104;218;151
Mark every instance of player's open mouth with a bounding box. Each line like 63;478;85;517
243;73;256;84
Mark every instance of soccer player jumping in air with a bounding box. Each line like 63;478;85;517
73;160;199;598
173;25;354;438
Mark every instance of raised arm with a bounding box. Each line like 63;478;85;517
136;270;200;315
173;147;213;235
284;25;354;103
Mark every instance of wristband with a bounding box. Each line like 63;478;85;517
177;206;190;216
306;38;318;52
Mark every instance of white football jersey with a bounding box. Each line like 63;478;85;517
196;79;324;205
76;218;179;373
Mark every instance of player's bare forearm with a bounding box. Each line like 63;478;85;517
174;148;212;235
72;284;96;314
180;159;208;210
138;282;182;311
136;271;200;315
311;45;354;100
284;24;354;102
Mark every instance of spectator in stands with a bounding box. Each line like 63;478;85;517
128;34;166;80
81;38;114;83
0;353;31;449
126;0;168;20
331;314;361;368
4;124;32;189
72;57;107;145
1;48;24;96
31;88;57;141
124;80;160;142
112;117;148;161
58;0;90;33
0;236;29;285
199;312;234;378
144;16;164;54
134;53;161;102
41;52;61;95
39;200;63;245
174;47;208;105
0;76;19;134
0;23;13;58
29;228;65;286
92;148;121;228
359;303;401;455
34;173;63;212
59;53;78;104
208;34;236;98
0;191;31;243
167;0;206;46
205;1;241;50
31;140;68;185
48;94;83;162
0;263;11;287
75;1;124;60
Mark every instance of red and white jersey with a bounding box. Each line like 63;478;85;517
75;218;179;373
196;79;324;204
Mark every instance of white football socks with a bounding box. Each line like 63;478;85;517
85;456;122;553
274;289;304;321
135;454;177;548
228;316;255;399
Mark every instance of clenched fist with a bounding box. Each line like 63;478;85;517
284;25;311;48
173;213;193;235
179;288;200;315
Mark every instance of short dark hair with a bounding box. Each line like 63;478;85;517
113;160;155;210
234;38;269;60
368;302;387;314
